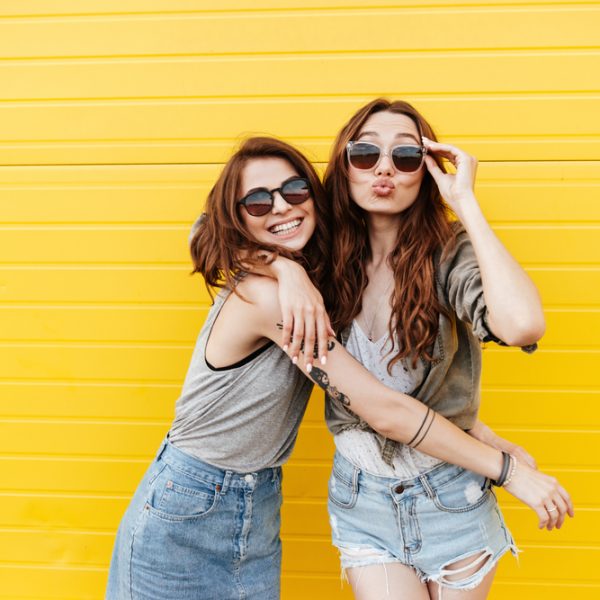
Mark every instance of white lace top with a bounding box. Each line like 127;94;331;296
334;321;442;479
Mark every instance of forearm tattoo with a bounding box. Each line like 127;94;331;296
309;366;351;407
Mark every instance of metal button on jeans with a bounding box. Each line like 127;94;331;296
394;484;404;494
244;474;254;483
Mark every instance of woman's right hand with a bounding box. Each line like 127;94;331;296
504;461;574;530
271;258;334;369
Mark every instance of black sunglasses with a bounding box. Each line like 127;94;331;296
346;141;427;173
237;176;312;217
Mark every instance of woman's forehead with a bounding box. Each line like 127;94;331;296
241;157;298;191
358;111;419;139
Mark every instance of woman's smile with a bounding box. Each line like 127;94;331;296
268;217;304;237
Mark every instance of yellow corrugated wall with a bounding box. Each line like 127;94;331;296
0;1;598;598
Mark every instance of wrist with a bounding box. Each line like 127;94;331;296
455;193;480;218
269;256;297;279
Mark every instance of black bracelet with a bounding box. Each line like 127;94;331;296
412;412;436;449
406;407;431;447
491;451;511;487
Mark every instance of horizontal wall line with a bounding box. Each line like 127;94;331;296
0;491;130;500
0;341;194;349
1;91;599;105
0;561;107;572
0;47;599;65
0;417;171;425
2;88;600;104
0;303;208;310
1;1;598;20
0;453;158;462
1;44;600;62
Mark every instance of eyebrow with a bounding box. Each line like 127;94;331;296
357;130;420;143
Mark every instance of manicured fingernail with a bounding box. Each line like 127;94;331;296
283;344;289;353
306;363;312;373
321;356;327;365
292;356;298;365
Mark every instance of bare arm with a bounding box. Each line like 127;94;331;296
424;138;545;346
244;277;573;530
468;420;537;469
247;255;334;367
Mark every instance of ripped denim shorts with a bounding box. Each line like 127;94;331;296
328;451;518;593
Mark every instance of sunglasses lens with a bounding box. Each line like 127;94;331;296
281;178;311;204
392;146;424;172
243;191;272;216
348;143;380;170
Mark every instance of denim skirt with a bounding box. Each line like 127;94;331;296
328;451;517;591
106;438;283;600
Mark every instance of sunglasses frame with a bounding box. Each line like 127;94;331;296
346;140;427;173
237;176;312;217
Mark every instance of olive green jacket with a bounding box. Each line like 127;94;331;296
325;224;537;464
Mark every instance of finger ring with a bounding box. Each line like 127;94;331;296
547;506;557;513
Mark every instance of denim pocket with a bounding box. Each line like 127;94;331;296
146;463;221;522
328;464;358;509
430;468;489;514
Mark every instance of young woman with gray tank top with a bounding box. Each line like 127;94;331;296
106;135;572;600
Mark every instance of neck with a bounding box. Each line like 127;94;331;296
366;213;401;268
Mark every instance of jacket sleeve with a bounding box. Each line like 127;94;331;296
439;225;537;353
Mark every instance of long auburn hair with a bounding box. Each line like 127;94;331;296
190;136;330;298
324;99;457;369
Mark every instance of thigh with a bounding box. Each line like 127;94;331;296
415;468;512;576
347;562;430;600
426;559;498;600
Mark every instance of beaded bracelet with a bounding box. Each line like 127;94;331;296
502;455;518;487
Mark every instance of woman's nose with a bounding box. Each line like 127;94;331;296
375;153;394;176
271;191;292;214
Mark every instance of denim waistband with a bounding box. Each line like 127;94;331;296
155;437;281;492
333;450;483;497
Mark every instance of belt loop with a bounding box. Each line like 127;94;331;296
351;465;361;493
419;472;435;500
221;471;233;494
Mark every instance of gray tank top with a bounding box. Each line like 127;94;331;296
169;286;313;472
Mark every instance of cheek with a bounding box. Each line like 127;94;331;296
304;202;317;231
348;174;369;203
240;212;265;240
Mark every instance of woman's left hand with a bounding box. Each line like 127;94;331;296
422;138;478;218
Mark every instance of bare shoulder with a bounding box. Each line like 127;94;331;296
234;275;281;320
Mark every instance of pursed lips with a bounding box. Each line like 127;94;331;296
372;178;395;196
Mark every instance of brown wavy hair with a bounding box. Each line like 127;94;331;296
323;99;457;369
190;136;330;298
